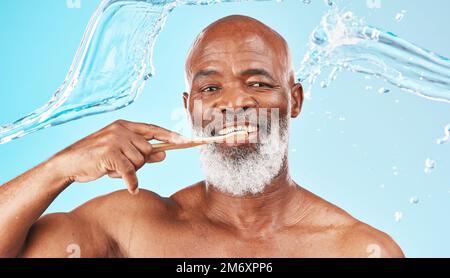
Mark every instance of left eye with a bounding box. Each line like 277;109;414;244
249;82;270;88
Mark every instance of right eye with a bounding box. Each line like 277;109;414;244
201;86;220;93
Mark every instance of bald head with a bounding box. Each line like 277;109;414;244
185;15;295;88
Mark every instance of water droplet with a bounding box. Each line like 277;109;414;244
424;158;437;174
328;67;339;82
409;196;419;204
339;116;346;121
143;73;153;81
324;0;334;7
196;0;208;5
370;29;381;41
167;4;176;12
302;0;311;4
320;80;328;88
365;85;373;91
312;28;328;46
394;211;403;222
378;87;390;94
342;12;353;20
436;124;450;144
392;166;398;176
395;10;406;22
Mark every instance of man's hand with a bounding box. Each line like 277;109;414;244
0;119;185;257
51;120;186;194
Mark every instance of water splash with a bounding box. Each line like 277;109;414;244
0;0;180;143
298;8;450;104
1;0;449;144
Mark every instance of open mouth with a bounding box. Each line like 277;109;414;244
210;123;259;146
216;124;258;136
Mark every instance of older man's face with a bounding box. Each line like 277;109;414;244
182;16;303;195
183;23;299;146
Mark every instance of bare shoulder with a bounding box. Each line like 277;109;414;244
301;189;404;258
73;188;180;227
21;188;178;258
340;221;405;258
75;189;175;214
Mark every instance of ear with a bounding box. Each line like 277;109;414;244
290;83;303;118
183;92;189;110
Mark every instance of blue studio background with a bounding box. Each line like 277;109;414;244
0;0;449;257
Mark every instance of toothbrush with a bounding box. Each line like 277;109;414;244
151;130;249;153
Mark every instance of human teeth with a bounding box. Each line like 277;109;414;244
217;125;257;136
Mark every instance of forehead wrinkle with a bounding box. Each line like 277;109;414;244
188;43;284;81
190;35;283;65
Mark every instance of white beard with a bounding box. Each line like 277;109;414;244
198;119;289;196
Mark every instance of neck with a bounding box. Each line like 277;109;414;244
202;164;308;238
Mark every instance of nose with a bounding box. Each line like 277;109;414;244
213;86;258;113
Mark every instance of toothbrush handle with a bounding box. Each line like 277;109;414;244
151;141;205;152
151;131;249;152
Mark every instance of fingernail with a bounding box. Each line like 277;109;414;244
129;188;140;195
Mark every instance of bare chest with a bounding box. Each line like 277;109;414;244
123;220;343;258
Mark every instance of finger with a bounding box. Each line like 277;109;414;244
107;150;165;176
121;143;146;170
120;121;188;143
146;151;166;163
113;155;139;195
130;136;154;160
107;170;121;179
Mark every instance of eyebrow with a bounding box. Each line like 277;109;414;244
193;68;276;83
240;68;276;82
192;69;220;82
